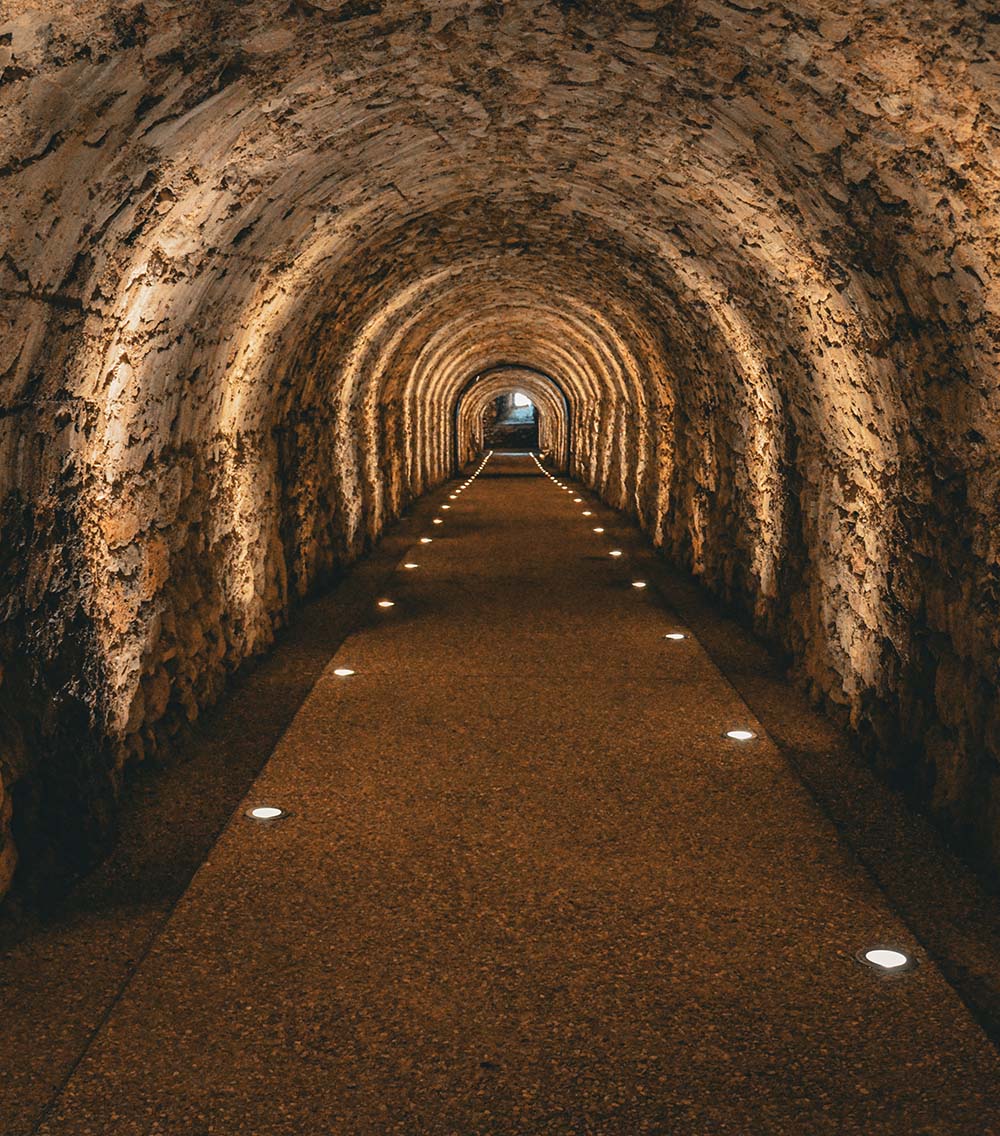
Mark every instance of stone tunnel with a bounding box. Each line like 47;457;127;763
2;2;1000;1132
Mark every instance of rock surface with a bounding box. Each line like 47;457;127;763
0;0;999;891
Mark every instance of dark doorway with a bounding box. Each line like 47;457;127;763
482;392;539;450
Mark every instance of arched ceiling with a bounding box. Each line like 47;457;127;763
2;0;1000;881
456;367;569;465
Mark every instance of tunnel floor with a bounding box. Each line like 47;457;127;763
11;454;1000;1134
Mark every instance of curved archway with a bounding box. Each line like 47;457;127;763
455;367;571;471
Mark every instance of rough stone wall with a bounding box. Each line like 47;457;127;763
1;0;999;892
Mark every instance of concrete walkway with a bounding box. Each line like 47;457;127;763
32;454;1000;1134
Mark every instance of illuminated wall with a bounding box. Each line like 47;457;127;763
1;0;998;890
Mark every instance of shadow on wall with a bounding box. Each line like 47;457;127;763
0;495;119;900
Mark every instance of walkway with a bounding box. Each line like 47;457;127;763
26;455;1000;1133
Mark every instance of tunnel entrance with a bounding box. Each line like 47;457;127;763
482;392;539;451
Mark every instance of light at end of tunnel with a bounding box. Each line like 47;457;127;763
593;527;604;533
610;550;623;558
377;599;395;609
725;729;757;741
664;632;687;641
860;947;913;971
420;537;433;544
632;581;647;589
333;667;355;677
247;806;288;822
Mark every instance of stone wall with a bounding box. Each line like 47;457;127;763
1;0;999;893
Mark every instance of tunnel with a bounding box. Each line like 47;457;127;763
2;1;1000;1131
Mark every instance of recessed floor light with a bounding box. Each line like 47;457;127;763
859;947;914;972
632;581;647;589
433;518;443;525
725;729;756;741
593;527;604;533
404;562;418;569
664;632;686;640
610;550;623;558
441;505;451;510
377;599;395;608
582;510;593;516
420;537;433;544
449;494;457;499
246;806;288;821
333;667;355;676
574;497;582;503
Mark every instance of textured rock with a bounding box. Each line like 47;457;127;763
0;0;999;891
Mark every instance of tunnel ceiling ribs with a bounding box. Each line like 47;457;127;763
0;0;999;892
456;368;569;468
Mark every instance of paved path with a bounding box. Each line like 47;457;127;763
35;454;1000;1134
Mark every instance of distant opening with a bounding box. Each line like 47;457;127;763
482;392;539;451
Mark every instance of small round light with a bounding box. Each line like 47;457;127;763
859;945;913;972
377;599;395;609
574;497;582;503
872;949;909;967
433;518;443;525
632;581;647;589
404;562;419;569
420;537;433;544
610;550;623;558
582;510;593;516
664;632;686;640
333;667;355;676
449;494;457;499
725;729;756;741
593;527;604;533
247;806;287;821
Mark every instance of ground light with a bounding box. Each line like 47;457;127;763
377;599;395;608
610;550;623;558
725;729;756;741
632;581;647;589
441;505;451;510
574;497;582;503
333;667;355;676
404;562;418;569
582;510;593;516
449;494;457;499
664;632;686;640
246;806;288;821
433;518;444;525
420;537;433;544
593;527;604;533
860;947;914;971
